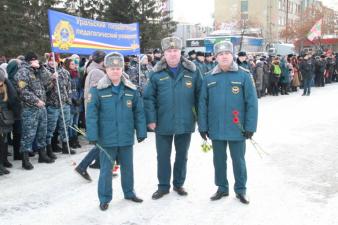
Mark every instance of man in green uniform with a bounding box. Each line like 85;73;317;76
86;52;147;210
144;36;203;200
198;41;258;204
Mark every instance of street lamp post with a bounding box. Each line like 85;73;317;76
286;0;289;43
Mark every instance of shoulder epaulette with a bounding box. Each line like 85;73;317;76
239;66;250;73
122;76;137;90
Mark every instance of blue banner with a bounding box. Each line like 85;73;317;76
48;9;140;55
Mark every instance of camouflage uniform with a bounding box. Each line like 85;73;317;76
14;62;52;153
45;65;72;144
125;64;139;85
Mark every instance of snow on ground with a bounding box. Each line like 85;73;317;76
1;84;338;225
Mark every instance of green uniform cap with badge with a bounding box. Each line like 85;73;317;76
161;36;183;51
214;41;233;56
104;52;124;68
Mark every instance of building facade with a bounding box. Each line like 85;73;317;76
214;0;302;43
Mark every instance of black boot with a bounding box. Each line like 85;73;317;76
51;135;62;152
13;121;22;160
52;143;62;153
22;152;34;170
46;144;57;160
38;148;55;163
13;132;22;160
62;142;76;155
0;164;9;175
1;142;12;168
0;144;10;174
74;136;81;148
69;137;77;149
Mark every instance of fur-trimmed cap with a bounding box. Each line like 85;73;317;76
0;67;6;82
104;52;124;68
161;36;183;51
214;41;233;55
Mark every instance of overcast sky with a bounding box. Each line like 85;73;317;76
173;0;337;26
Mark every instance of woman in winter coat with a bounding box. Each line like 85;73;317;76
6;59;23;160
254;60;264;98
64;58;83;149
291;57;301;91
0;68;15;175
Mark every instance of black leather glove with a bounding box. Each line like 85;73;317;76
199;132;209;141
137;137;146;143
242;131;254;139
89;141;97;145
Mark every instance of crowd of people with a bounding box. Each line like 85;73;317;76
0;45;337;176
186;49;338;97
0;37;337;210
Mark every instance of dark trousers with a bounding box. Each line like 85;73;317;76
0;133;8;166
12;120;21;160
212;140;247;194
155;133;191;191
77;146;99;171
303;78;311;95
98;146;135;203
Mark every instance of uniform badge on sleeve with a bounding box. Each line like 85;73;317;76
126;100;132;108
18;80;27;89
185;80;193;88
232;86;240;94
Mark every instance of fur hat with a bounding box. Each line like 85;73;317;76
161;36;183;51
188;50;196;56
238;51;247;57
196;51;205;57
25;52;38;62
214;41;233;55
104;52;124;68
153;48;161;54
205;52;212;57
92;50;106;63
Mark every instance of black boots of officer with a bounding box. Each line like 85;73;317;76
46;144;57;160
62;142;76;155
22;152;34;170
0;142;11;175
38;148;55;163
70;136;81;149
51;135;62;153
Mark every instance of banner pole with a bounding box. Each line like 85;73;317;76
51;52;73;161
138;55;141;86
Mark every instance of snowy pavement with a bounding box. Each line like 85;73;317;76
1;84;338;225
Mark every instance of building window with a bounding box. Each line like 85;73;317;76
278;0;282;10
241;0;248;13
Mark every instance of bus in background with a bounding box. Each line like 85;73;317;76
267;43;296;56
204;35;265;55
185;38;206;54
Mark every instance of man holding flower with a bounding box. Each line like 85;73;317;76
198;41;258;204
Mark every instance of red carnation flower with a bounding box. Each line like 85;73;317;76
233;117;239;124
232;110;239;116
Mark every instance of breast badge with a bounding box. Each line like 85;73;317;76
126;100;132;108
185;80;193;88
232;86;240;94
